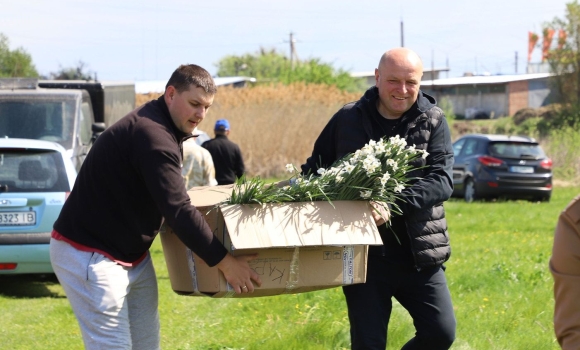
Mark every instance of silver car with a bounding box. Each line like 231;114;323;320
0;138;76;274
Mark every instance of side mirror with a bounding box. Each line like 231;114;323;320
90;122;106;144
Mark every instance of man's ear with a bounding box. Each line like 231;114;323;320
164;85;176;105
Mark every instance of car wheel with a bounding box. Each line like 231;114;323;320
464;178;477;203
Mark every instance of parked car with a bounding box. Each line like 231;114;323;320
0;138;76;274
194;128;211;146
452;134;552;202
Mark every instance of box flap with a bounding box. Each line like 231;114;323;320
187;185;234;209
220;201;383;249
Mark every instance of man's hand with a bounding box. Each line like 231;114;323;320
370;201;391;227
216;253;262;294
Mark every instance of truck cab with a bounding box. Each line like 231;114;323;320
0;78;134;171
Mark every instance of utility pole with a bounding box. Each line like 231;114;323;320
288;32;299;69
400;19;404;47
515;51;518;74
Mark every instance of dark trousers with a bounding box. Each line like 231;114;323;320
343;256;456;350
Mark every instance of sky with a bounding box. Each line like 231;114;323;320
0;0;571;82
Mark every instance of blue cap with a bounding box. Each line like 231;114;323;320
214;119;230;131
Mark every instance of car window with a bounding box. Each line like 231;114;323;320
79;101;94;145
461;139;479;156
0;99;76;150
489;142;545;159
0;148;70;193
453;138;466;156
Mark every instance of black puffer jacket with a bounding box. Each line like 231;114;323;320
301;87;454;269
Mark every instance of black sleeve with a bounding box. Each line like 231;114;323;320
134;125;227;266
300;111;340;175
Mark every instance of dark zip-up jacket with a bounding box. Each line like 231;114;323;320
202;134;245;185
301;86;454;269
53;96;228;266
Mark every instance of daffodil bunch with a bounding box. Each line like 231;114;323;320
225;135;428;218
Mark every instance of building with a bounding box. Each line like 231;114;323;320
350;67;450;87
135;76;256;94
420;73;554;118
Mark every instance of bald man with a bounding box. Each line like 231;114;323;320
301;47;456;349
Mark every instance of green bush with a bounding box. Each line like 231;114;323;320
543;126;580;181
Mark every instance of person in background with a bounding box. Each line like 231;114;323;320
182;127;217;189
202;118;245;185
49;64;261;350
550;194;580;350
300;47;456;349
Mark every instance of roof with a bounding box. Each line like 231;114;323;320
0;138;68;152
459;134;537;143
350;67;450;78
135;76;257;94
421;73;552;86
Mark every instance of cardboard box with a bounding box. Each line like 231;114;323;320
160;185;383;298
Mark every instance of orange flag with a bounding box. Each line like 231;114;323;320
528;32;539;62
542;28;555;61
557;29;567;50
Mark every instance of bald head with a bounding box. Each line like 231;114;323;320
374;47;424;119
378;48;424;74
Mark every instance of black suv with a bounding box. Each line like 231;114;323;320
452;134;553;202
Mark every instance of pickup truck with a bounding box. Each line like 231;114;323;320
0;78;135;170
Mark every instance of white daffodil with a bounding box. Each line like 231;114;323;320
394;183;405;193
317;168;326;175
362;156;381;174
374;143;386;154
380;172;391;186
285;164;294;173
421;150;429;159
360;190;372;199
344;163;355;173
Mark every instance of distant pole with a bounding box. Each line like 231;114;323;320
289;32;299;69
431;49;435;92
515;51;518;74
400;20;404;47
446;56;449;78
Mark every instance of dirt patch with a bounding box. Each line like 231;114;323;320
512;104;562;125
452;121;491;137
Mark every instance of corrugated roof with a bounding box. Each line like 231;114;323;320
135;76;256;94
421;72;552;86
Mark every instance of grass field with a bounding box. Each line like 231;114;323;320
1;186;578;349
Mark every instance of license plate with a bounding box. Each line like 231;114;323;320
510;166;534;173
0;211;36;226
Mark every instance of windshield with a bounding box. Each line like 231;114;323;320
489;142;546;159
0;148;71;193
0;98;76;150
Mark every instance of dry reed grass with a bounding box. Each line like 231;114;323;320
137;83;361;178
136;86;580;182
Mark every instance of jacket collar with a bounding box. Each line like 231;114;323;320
156;95;193;143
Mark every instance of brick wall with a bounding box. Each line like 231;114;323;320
508;81;529;116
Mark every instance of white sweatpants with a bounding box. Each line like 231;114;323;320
50;238;160;350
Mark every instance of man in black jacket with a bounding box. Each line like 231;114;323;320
301;47;456;349
202;119;245;184
50;64;261;350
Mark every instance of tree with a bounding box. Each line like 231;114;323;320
215;48;366;92
49;60;94;80
545;0;580;127
0;33;39;77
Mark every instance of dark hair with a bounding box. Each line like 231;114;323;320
166;64;217;94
